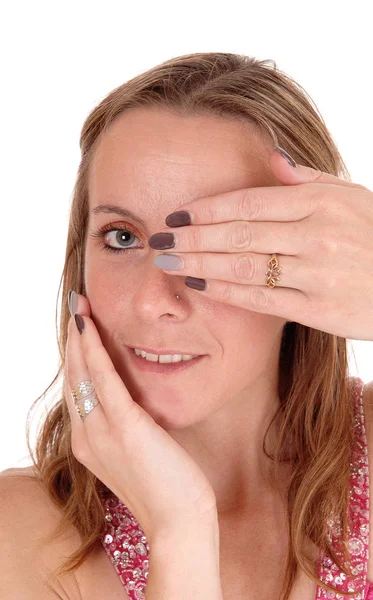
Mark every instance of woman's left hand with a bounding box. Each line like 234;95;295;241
149;147;373;341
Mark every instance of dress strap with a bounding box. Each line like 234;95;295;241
317;376;369;599
100;494;149;599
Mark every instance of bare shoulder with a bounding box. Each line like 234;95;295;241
363;379;373;405
361;379;373;582
0;466;129;599
0;466;82;599
0;465;65;529
0;465;73;537
0;464;40;479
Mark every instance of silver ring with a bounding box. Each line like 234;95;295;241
71;380;100;422
75;393;100;422
71;380;95;402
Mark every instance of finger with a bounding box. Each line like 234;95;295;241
186;276;310;323
269;147;369;190
64;317;87;431
65;291;106;435
165;184;313;227
74;313;138;428
153;251;305;289
151;220;302;255
164;179;366;229
65;313;107;434
68;290;93;319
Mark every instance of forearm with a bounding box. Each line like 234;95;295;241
145;518;223;599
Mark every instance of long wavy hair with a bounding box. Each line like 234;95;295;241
25;52;358;599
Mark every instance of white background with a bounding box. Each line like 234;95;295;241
0;1;372;472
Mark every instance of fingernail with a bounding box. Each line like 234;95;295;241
74;313;84;334
165;210;191;227
185;276;206;291
68;290;78;317
274;145;297;167
154;254;184;270
148;233;175;250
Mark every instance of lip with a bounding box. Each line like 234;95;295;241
127;346;206;374
129;345;201;356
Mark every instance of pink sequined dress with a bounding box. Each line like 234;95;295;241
100;376;373;600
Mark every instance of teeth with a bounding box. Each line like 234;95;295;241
134;348;199;363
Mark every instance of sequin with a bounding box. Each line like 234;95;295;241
317;377;373;600
100;498;149;599
349;538;365;556
99;377;373;600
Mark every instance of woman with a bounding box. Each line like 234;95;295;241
1;51;373;600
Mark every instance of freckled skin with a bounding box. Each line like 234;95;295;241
84;106;289;514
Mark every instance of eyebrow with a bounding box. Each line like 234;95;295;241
91;204;147;229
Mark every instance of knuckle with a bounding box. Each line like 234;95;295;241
317;228;339;255
316;184;333;211
92;370;113;396
205;199;218;223
250;286;271;311
232;254;255;282
302;224;321;250
194;252;206;275
190;226;203;250
325;273;338;290
218;282;235;304
84;344;105;369
238;188;263;220
229;221;252;250
325;236;339;255
303;229;316;249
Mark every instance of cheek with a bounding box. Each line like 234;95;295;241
84;248;138;304
83;252;136;330
217;307;286;378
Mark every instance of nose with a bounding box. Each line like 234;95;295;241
132;259;187;322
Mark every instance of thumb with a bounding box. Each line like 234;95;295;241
269;145;356;188
68;290;92;318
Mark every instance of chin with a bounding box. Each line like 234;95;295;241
135;391;204;430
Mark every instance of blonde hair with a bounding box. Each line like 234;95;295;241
26;51;357;599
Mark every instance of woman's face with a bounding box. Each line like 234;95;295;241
84;107;288;430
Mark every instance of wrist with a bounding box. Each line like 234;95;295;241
146;518;222;599
148;507;220;545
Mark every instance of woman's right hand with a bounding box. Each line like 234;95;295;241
64;292;218;542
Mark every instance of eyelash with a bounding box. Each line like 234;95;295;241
89;223;143;254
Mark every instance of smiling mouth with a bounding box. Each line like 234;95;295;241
128;346;206;373
128;345;203;357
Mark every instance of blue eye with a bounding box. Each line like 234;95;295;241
89;225;143;254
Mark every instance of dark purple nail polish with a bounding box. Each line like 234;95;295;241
148;233;175;250
185;277;206;291
75;313;84;334
165;211;191;227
